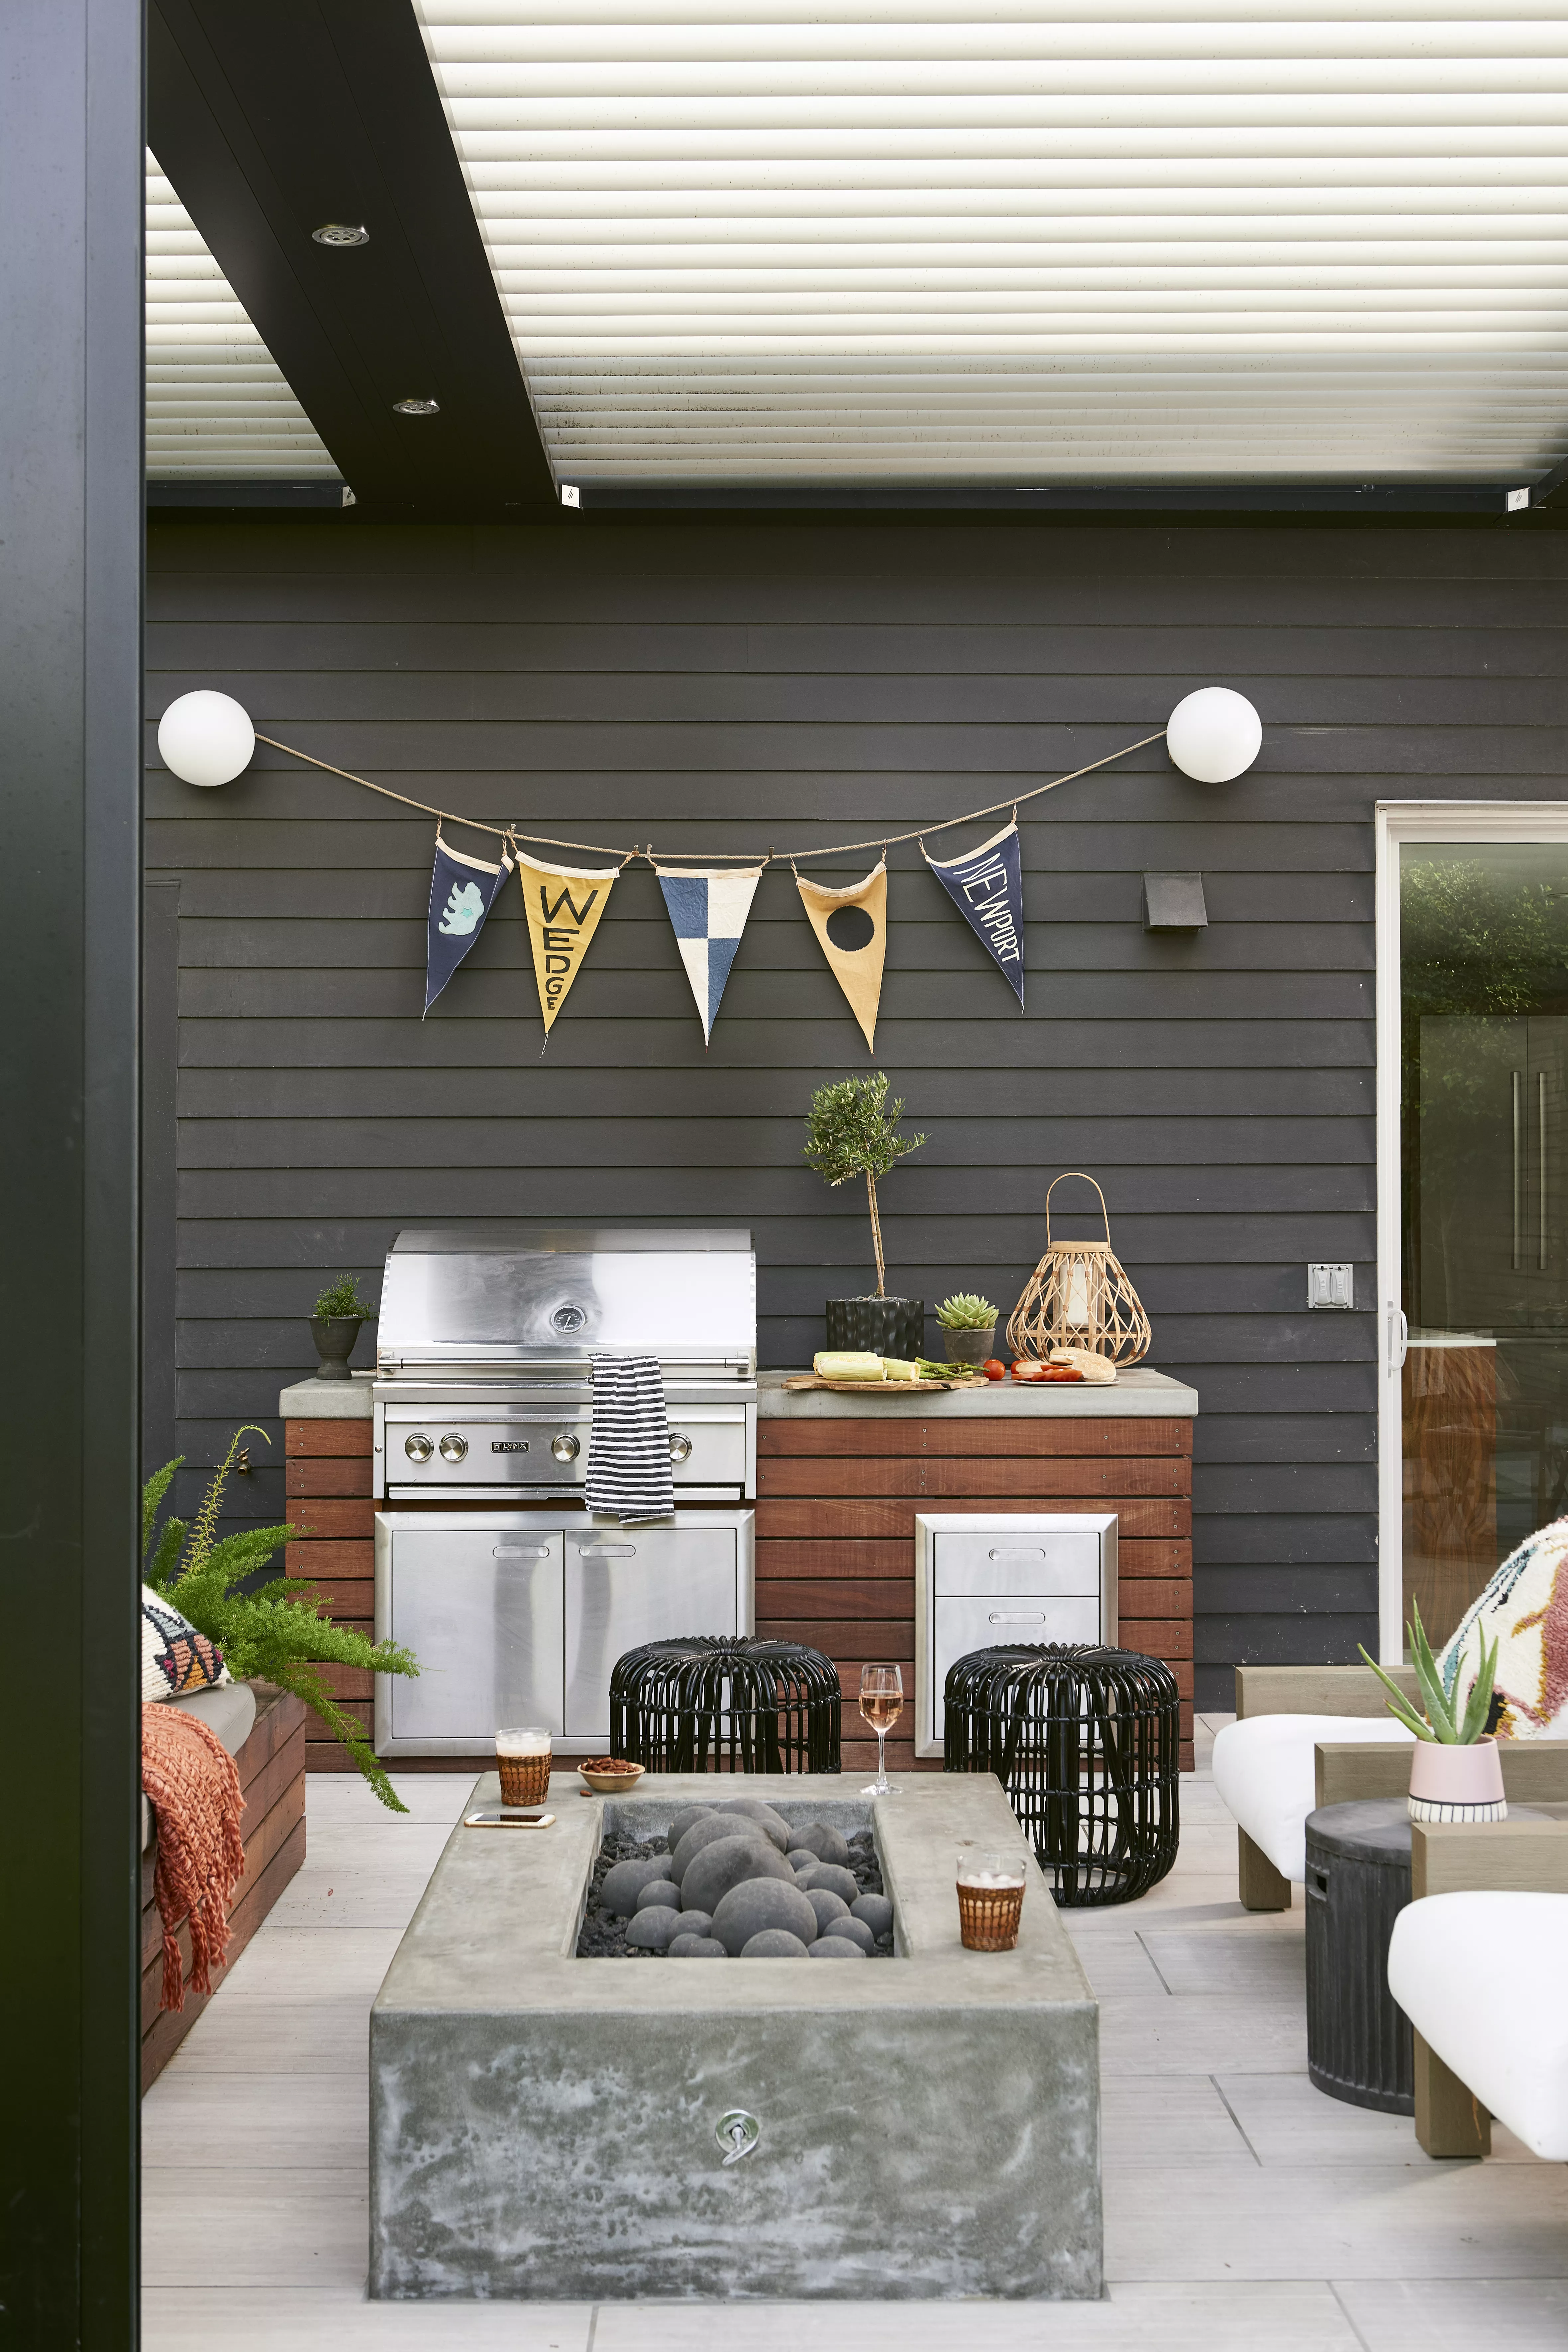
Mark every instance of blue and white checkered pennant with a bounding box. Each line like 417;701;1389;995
656;865;763;1042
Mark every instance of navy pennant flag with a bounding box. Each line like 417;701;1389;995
424;829;514;1016
922;819;1026;1007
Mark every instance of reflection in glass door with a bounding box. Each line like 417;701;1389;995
1400;843;1568;1647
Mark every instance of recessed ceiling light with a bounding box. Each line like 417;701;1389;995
392;397;440;416
312;222;368;247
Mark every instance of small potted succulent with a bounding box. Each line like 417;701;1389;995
310;1272;377;1382
1360;1602;1506;1823
935;1293;999;1365
804;1073;927;1359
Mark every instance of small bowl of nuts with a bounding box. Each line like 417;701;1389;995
578;1756;646;1794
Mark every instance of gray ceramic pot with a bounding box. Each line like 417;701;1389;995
310;1315;362;1381
824;1296;924;1359
941;1325;997;1365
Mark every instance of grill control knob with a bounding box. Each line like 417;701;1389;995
669;1434;693;1463
551;1433;580;1463
438;1433;468;1463
404;1434;434;1463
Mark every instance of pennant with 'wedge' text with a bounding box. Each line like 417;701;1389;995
424;829;514;1017
655;864;762;1043
922;819;1025;1007
515;851;619;1037
796;860;887;1051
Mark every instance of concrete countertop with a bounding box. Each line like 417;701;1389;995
280;1370;375;1416
758;1365;1197;1418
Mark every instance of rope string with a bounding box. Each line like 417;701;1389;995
251;727;1168;864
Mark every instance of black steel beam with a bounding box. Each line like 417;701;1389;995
149;0;556;513
567;479;1524;518
0;0;144;2341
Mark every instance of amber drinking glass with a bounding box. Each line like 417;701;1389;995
496;1725;551;1807
859;1663;902;1796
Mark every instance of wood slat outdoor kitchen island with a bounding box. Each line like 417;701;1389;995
283;1365;1196;1777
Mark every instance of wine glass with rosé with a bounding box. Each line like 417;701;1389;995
859;1663;902;1796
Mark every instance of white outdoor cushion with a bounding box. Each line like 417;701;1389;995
1211;1713;1415;1883
1388;1891;1568;2160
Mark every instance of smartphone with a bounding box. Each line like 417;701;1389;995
464;1808;556;1829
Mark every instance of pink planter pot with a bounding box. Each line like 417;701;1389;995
1408;1733;1507;1824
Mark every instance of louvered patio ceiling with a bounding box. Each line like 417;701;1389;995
412;1;1568;492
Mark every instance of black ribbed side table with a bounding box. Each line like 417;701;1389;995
609;1636;842;1774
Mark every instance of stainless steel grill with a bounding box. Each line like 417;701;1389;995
371;1222;757;1503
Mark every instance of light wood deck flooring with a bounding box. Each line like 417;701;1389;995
142;1718;1568;2350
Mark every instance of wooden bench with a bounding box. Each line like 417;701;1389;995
141;1681;308;2092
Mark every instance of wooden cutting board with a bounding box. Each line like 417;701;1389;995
784;1373;982;1394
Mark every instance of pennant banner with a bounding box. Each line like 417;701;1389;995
516;852;618;1035
923;819;1025;1006
656;865;762;1042
797;860;887;1051
424;830;514;1017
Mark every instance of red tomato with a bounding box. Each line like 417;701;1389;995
1011;1360;1044;1381
981;1358;1006;1381
1041;1367;1083;1382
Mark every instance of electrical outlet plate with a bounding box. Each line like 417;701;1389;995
1307;1263;1354;1309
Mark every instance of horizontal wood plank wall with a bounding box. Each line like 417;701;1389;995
149;520;1568;1708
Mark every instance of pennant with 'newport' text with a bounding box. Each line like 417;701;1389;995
923;819;1025;1006
656;864;763;1043
516;851;619;1037
796;860;888;1051
424;829;514;1017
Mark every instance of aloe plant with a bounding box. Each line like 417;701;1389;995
1358;1599;1499;1744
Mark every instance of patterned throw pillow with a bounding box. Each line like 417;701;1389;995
1439;1517;1568;1740
141;1585;230;1702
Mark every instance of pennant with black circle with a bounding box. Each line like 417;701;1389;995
515;850;619;1036
424;828;514;1017
796;860;887;1051
923;819;1025;1007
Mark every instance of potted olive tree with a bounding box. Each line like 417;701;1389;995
804;1073;927;1357
310;1271;376;1381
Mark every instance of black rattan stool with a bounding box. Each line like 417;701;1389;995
610;1636;842;1774
944;1643;1180;1905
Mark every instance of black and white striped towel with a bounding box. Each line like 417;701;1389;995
585;1353;675;1523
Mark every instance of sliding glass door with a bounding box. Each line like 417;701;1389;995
1387;827;1568;1652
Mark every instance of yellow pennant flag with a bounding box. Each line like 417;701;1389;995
796;860;887;1051
516;852;619;1035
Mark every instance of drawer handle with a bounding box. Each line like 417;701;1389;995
989;1610;1047;1625
988;1548;1047;1560
581;1544;636;1559
492;1544;551;1561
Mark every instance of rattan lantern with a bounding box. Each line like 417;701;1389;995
1006;1172;1151;1367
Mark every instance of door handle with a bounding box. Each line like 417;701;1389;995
492;1544;551;1561
988;1610;1047;1625
988;1548;1046;1560
1387;1306;1408;1374
1514;1068;1523;1270
581;1544;635;1559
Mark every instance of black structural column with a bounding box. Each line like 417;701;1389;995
0;2;145;2344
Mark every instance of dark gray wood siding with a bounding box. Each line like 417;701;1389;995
145;518;1568;1707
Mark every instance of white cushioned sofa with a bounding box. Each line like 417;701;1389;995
1388;1889;1568;2160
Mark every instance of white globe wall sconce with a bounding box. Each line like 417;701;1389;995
1165;687;1262;783
157;690;256;787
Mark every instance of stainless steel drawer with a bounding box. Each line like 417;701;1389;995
931;1530;1101;1598
564;1525;744;1741
930;1595;1101;1740
380;1522;566;1749
915;1512;1119;1757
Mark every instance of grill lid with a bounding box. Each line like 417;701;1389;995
376;1223;756;1374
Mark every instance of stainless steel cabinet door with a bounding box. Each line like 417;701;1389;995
385;1525;565;1744
564;1526;739;1739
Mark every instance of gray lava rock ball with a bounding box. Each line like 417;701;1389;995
625;1905;683;1951
794;1862;860;1906
851;1892;893;1938
788;1850;818;1874
804;1887;850;1935
670;1812;771;1886
710;1875;821;1956
808;1935;864;1959
821;1913;875;1954
634;1878;682;1913
739;1929;810;1958
671;1936;728;1958
601;1855;678;1916
673;1909;712;1939
680;1834;796;1921
666;1805;715;1852
787;1822;850;1868
711;1797;791;1851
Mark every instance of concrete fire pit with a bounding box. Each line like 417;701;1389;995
368;1772;1101;2301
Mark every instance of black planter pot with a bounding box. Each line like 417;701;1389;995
310;1315;363;1381
824;1296;925;1358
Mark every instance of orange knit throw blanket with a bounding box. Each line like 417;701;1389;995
141;1702;246;2011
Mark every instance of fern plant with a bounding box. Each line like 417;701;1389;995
144;1426;419;1811
1358;1598;1499;1744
